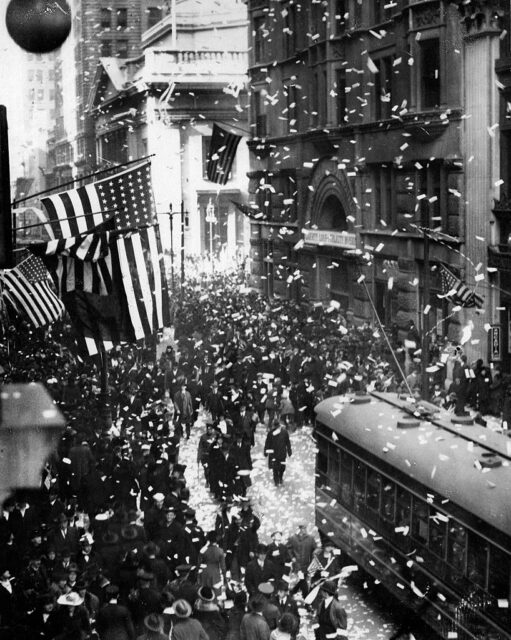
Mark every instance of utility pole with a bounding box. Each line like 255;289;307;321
180;200;185;289
169;203;175;291
421;197;431;401
0;106;13;268
206;198;215;273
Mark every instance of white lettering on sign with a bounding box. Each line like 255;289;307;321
302;229;356;249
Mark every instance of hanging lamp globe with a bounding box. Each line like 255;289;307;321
6;0;71;54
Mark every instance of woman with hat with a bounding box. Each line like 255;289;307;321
193;585;227;640
314;580;348;640
53;591;91;639
169;598;209;640
198;531;227;598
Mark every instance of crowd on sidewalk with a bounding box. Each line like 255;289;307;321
0;268;500;640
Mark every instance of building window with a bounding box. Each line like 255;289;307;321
100;40;112;56
37;89;45;101
254;90;267;138
374;55;393;120
202;136;212;178
285;84;298;133
36;69;43;83
117;40;129;57
311;0;327;41
100;8;111;29
419;38;441;108
334;0;347;35
116;8;127;29
147;7;162;30
283;3;297;58
335;68;347;124
373;0;392;24
373;163;394;227
98;128;128;165
253;16;268;63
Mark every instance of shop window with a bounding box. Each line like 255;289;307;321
366;468;381;512
335;68;347;125
340;449;352;506
374;55;394;120
419;38;441;109
411;497;429;545
116;8;127;29
100;8;111;29
283;3;297;57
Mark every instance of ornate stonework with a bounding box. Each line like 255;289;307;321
454;0;506;33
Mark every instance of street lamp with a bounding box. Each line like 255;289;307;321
0;382;65;505
206;198;216;272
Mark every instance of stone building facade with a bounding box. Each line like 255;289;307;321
245;0;507;366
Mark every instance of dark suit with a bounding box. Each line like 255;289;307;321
49;524;80;556
272;594;300;625
264;427;292;485
96;601;136;640
244;558;280;596
27;608;60;639
316;597;347;640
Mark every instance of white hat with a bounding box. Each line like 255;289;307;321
57;592;84;606
153;492;165;502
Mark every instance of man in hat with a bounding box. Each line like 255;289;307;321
144;493;166;541
257;582;280;631
169;598;209;640
197;422;216;487
173;383;194;440
205;381;225;422
53;591;91;639
155;507;194;571
167;564;198;606
287;524;317;597
272;579;300;629
244;544;280;597
141;542;169;591
27;592;59;638
266;531;291;579
228;432;253;497
128;570;163;633
314;580;348;640
77;536;103;573
138;613;167;640
240;594;271;640
96;584;136;640
49;512;80;556
194;585;226;640
76;578;100;621
264;421;292;486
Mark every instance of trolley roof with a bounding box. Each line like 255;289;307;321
315;392;511;537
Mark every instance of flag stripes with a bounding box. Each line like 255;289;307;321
439;264;484;309
1;256;64;328
206;123;242;185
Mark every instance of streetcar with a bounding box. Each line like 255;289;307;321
314;391;511;640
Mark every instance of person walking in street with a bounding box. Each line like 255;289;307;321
240;595;271;640
264;422;292;486
173;383;194;440
314;580;348;640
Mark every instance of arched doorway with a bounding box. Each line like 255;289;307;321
316;193;348;231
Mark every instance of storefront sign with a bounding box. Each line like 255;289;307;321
302;228;356;249
490;325;502;361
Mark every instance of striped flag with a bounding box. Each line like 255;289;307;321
37;161;170;354
439;264;484;308
206;123;242;185
1;254;65;328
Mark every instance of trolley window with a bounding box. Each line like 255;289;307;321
381;480;396;523
340;449;352;506
429;511;447;560
329;444;341;492
366;468;382;513
447;522;467;577
353;459;366;514
395;486;411;532
411;497;429;545
488;545;511;601
317;435;328;484
467;531;489;589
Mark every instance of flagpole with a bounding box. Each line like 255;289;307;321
11;154;155;207
421;203;431;401
99;344;112;429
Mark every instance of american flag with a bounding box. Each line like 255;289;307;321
206;123;242;185
1;254;65;328
38;161;170;355
440;264;484;309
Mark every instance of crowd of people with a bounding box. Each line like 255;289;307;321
0;268;500;640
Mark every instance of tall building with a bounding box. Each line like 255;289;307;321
245;0;504;367
87;0;250;264
48;0;171;187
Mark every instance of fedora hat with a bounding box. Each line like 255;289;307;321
144;613;163;633
57;592;84;606
320;579;337;596
172;598;192;618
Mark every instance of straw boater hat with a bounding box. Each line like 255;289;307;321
57;592;84;606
